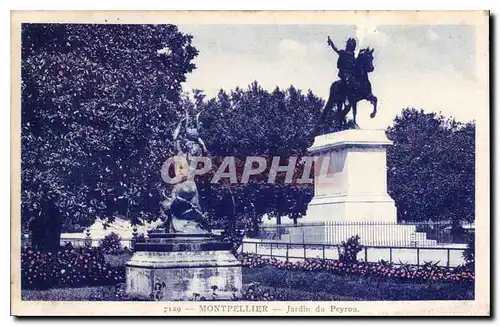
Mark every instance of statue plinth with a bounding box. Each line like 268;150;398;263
125;111;243;301
305;129;397;223
126;233;242;301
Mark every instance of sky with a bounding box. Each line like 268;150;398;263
178;24;480;129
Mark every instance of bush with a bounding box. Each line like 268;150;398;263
220;229;245;255
99;232;123;254
21;247;124;290
339;235;363;263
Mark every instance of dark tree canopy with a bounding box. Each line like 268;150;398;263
192;82;323;232
22;24;198;250
386;108;475;223
201;82;322;156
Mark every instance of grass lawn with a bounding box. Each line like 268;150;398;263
21;266;474;301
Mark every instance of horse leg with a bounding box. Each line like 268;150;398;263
342;100;351;116
352;102;359;128
336;101;346;130
342;102;351;129
336;102;342;130
368;94;378;119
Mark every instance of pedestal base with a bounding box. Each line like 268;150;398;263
306;194;397;223
126;234;242;301
304;129;397;223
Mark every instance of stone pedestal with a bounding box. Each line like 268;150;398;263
305;129;397;223
126;233;242;301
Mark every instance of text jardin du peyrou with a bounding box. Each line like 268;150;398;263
164;304;360;314
161;156;338;185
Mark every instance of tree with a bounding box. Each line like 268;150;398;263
386;108;475;223
190;82;323;238
21;24;198;250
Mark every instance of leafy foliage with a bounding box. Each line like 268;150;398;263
386;108;475;223
21;24;198;249
98;232;123;254
199;82;323;157
339;235;363;263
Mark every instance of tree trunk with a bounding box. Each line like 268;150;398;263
29;216;47;250
46;214;62;251
30;218;62;251
30;196;62;251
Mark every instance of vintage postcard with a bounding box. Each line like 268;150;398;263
11;11;490;316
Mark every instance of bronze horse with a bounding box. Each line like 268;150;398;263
321;48;378;130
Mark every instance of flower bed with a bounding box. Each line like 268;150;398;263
242;267;474;301
240;253;474;282
21;246;125;290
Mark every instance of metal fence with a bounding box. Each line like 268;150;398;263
59;237;135;249
240;240;466;268
20;234;136;249
250;221;473;247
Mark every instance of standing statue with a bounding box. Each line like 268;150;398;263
321;36;378;131
160;110;211;234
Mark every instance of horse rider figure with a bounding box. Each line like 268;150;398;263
321;35;378;132
328;36;357;98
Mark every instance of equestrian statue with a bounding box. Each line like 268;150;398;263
321;36;378;131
